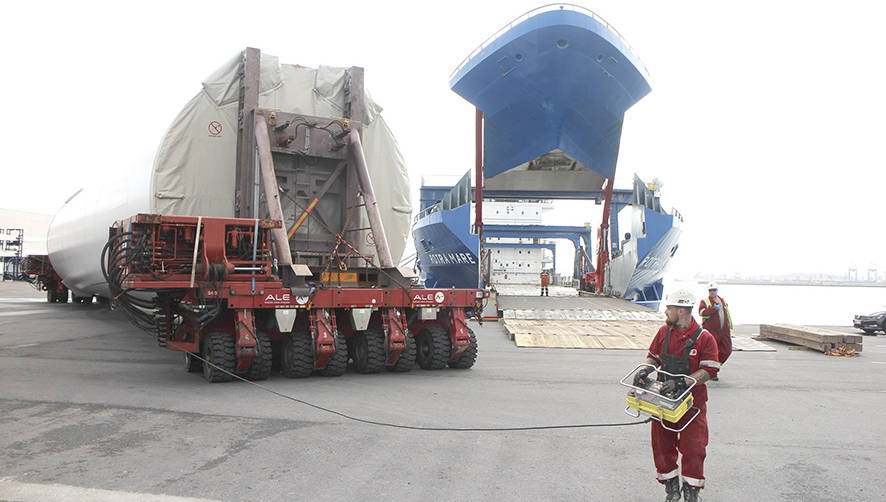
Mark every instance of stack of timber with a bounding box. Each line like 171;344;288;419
758;324;863;353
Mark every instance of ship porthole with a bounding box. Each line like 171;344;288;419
557;39;569;49
515;53;524;61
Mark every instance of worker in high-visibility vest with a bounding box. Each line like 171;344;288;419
698;282;732;374
539;271;549;296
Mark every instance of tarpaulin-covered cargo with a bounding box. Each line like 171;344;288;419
48;51;412;297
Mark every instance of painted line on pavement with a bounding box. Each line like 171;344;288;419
4;343;40;349
0;478;221;502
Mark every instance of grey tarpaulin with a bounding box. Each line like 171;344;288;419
151;52;412;263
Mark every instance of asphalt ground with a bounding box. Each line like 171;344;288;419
1;280;884;501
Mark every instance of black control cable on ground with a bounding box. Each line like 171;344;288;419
165;339;651;432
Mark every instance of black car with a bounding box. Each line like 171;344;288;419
853;311;886;334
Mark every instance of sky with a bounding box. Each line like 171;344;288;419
1;0;884;279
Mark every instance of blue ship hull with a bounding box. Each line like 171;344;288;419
413;204;480;289
611;206;682;311
450;7;650;184
414;7;678;305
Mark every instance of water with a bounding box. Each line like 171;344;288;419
664;278;886;326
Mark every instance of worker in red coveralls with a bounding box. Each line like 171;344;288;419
539;271;549;296
697;281;732;379
633;289;720;502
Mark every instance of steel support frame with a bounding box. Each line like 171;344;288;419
447;308;471;360
235;47;261;219
233;308;258;372
309;308;338;369
380;307;408;365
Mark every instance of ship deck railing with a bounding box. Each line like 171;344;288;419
414;202;442;224
450;3;650;80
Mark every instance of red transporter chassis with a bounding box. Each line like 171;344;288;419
23;255;69;303
109;214;486;382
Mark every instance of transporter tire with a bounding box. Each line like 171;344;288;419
281;331;313;378
46;287;55;303
319;331;348;377
244;330;273;381
72;294;92;304
352;329;385;374
202;332;236;383
416;326;450;370
56;286;69;303
183;352;202;373
448;328;478;369
387;330;416;372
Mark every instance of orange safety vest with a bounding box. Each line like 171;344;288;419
540;273;549;287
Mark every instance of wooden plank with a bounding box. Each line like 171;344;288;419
505;319;658;349
760;324;863;352
513;334;606;349
760;327;847;352
769;324;863;344
759;327;829;352
595;334;645;349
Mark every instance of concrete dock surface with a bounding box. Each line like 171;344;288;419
1;280;884;501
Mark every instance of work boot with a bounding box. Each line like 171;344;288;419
663;477;681;501
682;483;701;501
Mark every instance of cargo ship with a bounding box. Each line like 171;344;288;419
413;5;681;309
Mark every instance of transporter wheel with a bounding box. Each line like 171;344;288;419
57;287;69;303
183;352;202;373
387;330;416;372
46;287;56;303
244;330;273;381
352;329;385;374
202;332;236;383
320;331;348;377
72;294;92;304
281;331;313;378
448;328;478;369
416;326;450;370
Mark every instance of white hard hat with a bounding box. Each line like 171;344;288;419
665;288;696;308
707;281;719;290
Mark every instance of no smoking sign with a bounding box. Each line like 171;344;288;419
208;121;223;136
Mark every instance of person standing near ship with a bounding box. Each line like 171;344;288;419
698;282;732;377
539;271;549;296
634;289;720;501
